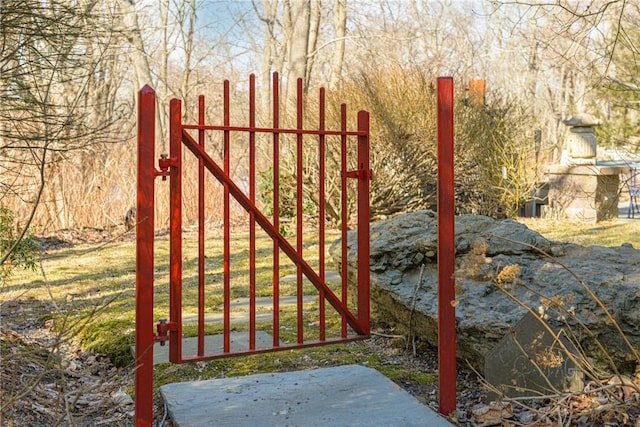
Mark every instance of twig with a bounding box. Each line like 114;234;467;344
406;263;424;355
489;233;640;365
507;327;562;395
510;278;618;381
493;279;590;392
370;331;406;340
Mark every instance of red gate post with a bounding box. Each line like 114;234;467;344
135;85;157;427
437;76;456;416
356;110;371;333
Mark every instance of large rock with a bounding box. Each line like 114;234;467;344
331;210;640;373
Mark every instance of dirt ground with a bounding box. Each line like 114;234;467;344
1;302;484;426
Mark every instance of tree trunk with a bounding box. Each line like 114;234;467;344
284;0;310;105
329;0;347;89
259;0;281;118
117;0;165;146
305;0;320;90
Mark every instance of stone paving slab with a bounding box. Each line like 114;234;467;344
152;331;278;365
160;364;455;427
179;295;318;325
137;295;321;365
280;270;342;283
210;295;318;314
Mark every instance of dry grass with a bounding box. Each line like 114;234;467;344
477;217;640;426
5;216;638;366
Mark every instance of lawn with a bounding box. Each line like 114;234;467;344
517;217;640;248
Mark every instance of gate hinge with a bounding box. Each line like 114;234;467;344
155;318;177;346
343;169;373;180
155;154;177;181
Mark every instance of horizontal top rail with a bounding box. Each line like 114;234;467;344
181;123;367;136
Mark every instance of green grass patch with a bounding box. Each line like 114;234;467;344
2;229;345;369
80;318;135;367
372;363;437;384
151;341;373;389
518;217;640;247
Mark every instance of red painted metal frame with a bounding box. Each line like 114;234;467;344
437;76;457;416
197;95;206;356
170;107;370;354
169;97;183;364
135;85;156;427
135;75;371;425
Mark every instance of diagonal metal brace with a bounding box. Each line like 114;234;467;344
180;129;368;336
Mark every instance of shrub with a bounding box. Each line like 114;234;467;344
0;205;38;282
266;65;539;223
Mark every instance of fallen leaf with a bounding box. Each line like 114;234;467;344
471;401;513;426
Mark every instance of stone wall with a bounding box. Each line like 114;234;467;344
331;210;640;373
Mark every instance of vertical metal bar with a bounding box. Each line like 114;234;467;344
249;74;256;350
356;110;370;334
296;78;304;344
135;85;155;427
197;95;205;357
437;76;457;416
223;80;231;353
340;104;348;338
340;104;349;338
169;98;183;363
272;72;280;346
318;87;326;342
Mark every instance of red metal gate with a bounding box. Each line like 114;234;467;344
135;73;371;426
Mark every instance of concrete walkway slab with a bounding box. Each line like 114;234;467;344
280;270;342;283
181;311;274;325
160;364;454;427
152;331;277;364
180;296;318;325
140;295;321;365
212;295;318;313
